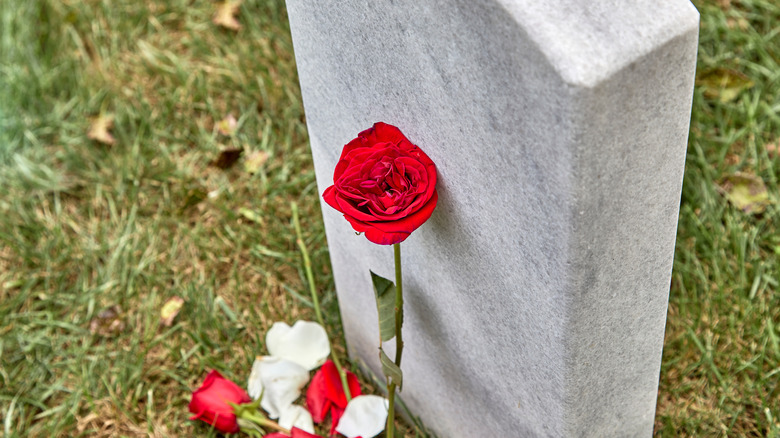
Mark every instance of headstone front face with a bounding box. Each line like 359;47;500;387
285;1;699;436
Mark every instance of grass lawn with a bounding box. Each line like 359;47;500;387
0;0;778;436
656;0;780;436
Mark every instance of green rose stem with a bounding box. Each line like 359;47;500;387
291;202;352;402
233;400;290;436
240;414;289;432
386;242;404;438
236;410;290;436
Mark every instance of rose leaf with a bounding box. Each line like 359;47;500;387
379;348;403;391
371;271;397;343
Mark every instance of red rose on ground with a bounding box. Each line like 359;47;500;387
322;122;438;245
306;360;362;435
189;370;252;434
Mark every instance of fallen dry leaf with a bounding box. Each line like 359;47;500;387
160;296;184;327
212;147;243;169
238;207;264;224
244;150;269;174
217;113;238;136
89;305;125;336
717;173;771;214
766;140;778;158
696;68;754;103
726;17;749;30
87;114;116;145
725;153;741;166
213;0;242;31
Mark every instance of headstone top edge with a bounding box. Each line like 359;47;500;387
495;0;700;87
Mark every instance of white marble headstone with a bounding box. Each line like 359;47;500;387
285;1;699;436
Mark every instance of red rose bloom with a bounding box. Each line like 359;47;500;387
322;122;438;245
188;370;252;434
306;360;362;435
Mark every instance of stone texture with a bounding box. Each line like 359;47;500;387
285;1;699;436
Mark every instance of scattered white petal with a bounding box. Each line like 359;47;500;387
278;404;315;434
247;357;264;400
246;356;309;419
266;320;330;371
335;395;389;438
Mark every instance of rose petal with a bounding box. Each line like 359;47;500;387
247;359;263;400
247;356;309;419
291;427;323;438
322;186;341;212
335;395;389;438
364;227;410;245
305;365;331;423
328;405;346;436
340;213;410;245
266;321;330;371
335;194;388;223
278;404;315;434
306;360;362;426
361;122;409;148
337;135;371;164
362;191;439;236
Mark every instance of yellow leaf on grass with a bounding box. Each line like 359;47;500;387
160;296;184;327
217;113;238;136
213;0;242;31
696;68;754;103
727;17;749;30
87;114;116;145
718;173;771;214
244;150;269;174
238;207;264;224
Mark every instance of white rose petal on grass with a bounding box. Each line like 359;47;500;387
266;320;330;371
278;404;315;434
247;356;309;419
335;395;389;438
247;357;264;400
